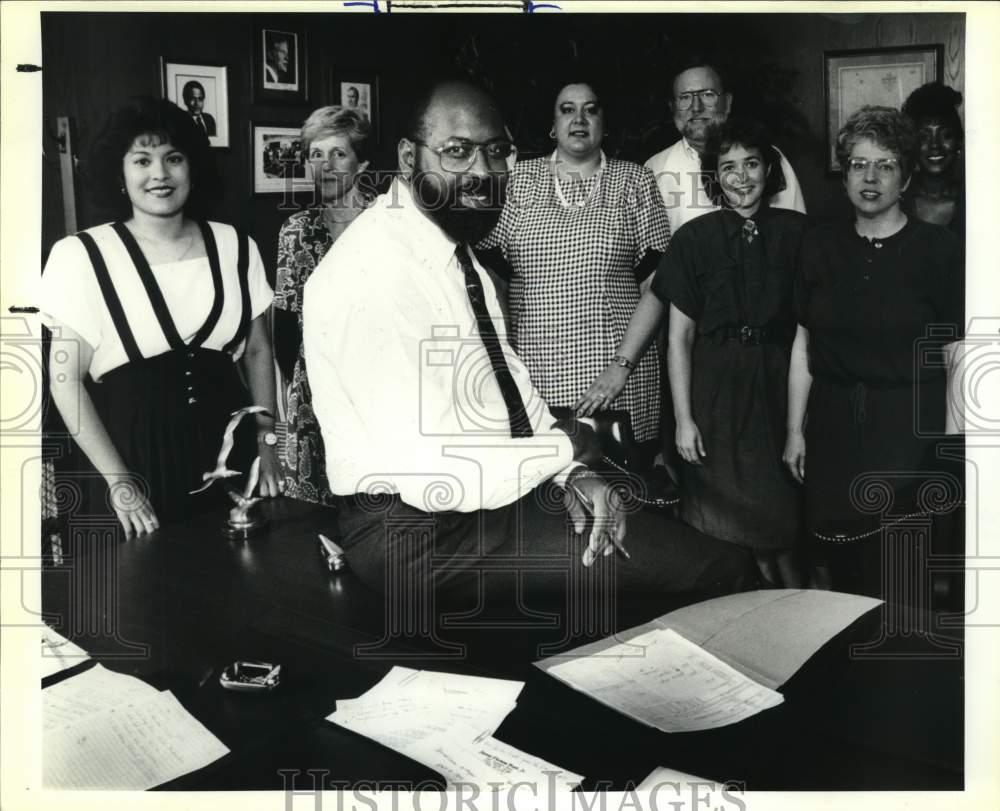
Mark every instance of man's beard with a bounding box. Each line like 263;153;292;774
411;158;507;245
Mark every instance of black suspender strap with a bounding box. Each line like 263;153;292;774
222;230;252;354
111;222;185;350
189;222;225;348
75;231;143;363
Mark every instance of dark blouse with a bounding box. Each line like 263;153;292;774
652;206;810;335
794;217;964;383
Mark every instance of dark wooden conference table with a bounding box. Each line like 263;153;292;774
42;498;963;792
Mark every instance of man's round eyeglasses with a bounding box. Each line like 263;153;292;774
673;89;721;110
412;138;515;172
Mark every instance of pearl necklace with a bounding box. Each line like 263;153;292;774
551;150;606;209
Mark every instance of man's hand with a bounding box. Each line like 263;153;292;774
563;468;627;567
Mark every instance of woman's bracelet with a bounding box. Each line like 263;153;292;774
611;354;635;371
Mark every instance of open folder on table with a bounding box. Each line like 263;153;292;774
536;589;881;732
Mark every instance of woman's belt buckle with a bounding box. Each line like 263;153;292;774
739;325;757;346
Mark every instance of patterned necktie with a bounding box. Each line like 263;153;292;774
455;244;534;438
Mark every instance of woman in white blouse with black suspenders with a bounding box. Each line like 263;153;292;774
41;96;282;538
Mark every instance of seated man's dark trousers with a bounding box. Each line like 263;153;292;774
337;484;758;616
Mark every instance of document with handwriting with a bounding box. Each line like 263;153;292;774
545;629;783;732
43;664;160;731
328;666;582;789
409;721;584;790
44;686;229;789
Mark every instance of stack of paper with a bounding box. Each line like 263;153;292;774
43;665;229;789
328;666;583;790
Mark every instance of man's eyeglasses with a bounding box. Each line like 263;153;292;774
411;138;515;172
846;157;901;176
672;89;721;110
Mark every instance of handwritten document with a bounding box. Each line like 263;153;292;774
43;664;159;730
546;629;783;733
43;669;229;789
328;666;582;789
40;626;90;679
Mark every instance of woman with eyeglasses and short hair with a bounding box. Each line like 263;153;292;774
785;106;964;594
480;78;670;464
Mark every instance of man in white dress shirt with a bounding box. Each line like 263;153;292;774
304;79;755;610
645;60;806;236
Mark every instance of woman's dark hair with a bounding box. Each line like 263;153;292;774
86;95;218;220
835;105;917;180
703;117;786;204
902;82;964;138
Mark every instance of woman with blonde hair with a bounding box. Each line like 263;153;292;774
273;106;373;504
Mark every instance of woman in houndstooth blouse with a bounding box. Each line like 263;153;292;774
480;80;670;457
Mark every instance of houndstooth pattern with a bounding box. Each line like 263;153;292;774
481;157;670;441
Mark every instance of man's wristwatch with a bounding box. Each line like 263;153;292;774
611;355;635;370
258;431;278;447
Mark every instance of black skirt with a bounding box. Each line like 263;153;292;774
804;375;947;541
77;348;255;524
679;337;801;550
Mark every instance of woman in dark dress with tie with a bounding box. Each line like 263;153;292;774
41;96;281;537
607;118;809;586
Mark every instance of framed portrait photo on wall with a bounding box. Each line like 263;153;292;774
253;23;308;104
329;71;380;144
161;60;230;148
824;44;943;172
252;123;314;196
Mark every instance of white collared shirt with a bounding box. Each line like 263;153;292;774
644;137;807;236
303;179;576;513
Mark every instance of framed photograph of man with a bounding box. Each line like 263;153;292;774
253;24;308;104
824;44;943;172
161;60;230;148
252;123;314;196
330;71;380;144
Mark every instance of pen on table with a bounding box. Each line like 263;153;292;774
318;533;347;572
566;481;630;561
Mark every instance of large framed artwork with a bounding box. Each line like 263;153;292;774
824;44;943;172
161;60;230;148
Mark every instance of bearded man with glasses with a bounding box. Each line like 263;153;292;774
302;78;757;629
644;59;807;235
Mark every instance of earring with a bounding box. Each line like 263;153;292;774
548;127;556;140
119;183;126;195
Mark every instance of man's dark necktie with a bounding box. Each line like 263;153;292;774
455;244;534;438
196;115;207;134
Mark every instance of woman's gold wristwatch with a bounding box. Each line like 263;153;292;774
611;355;635;370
